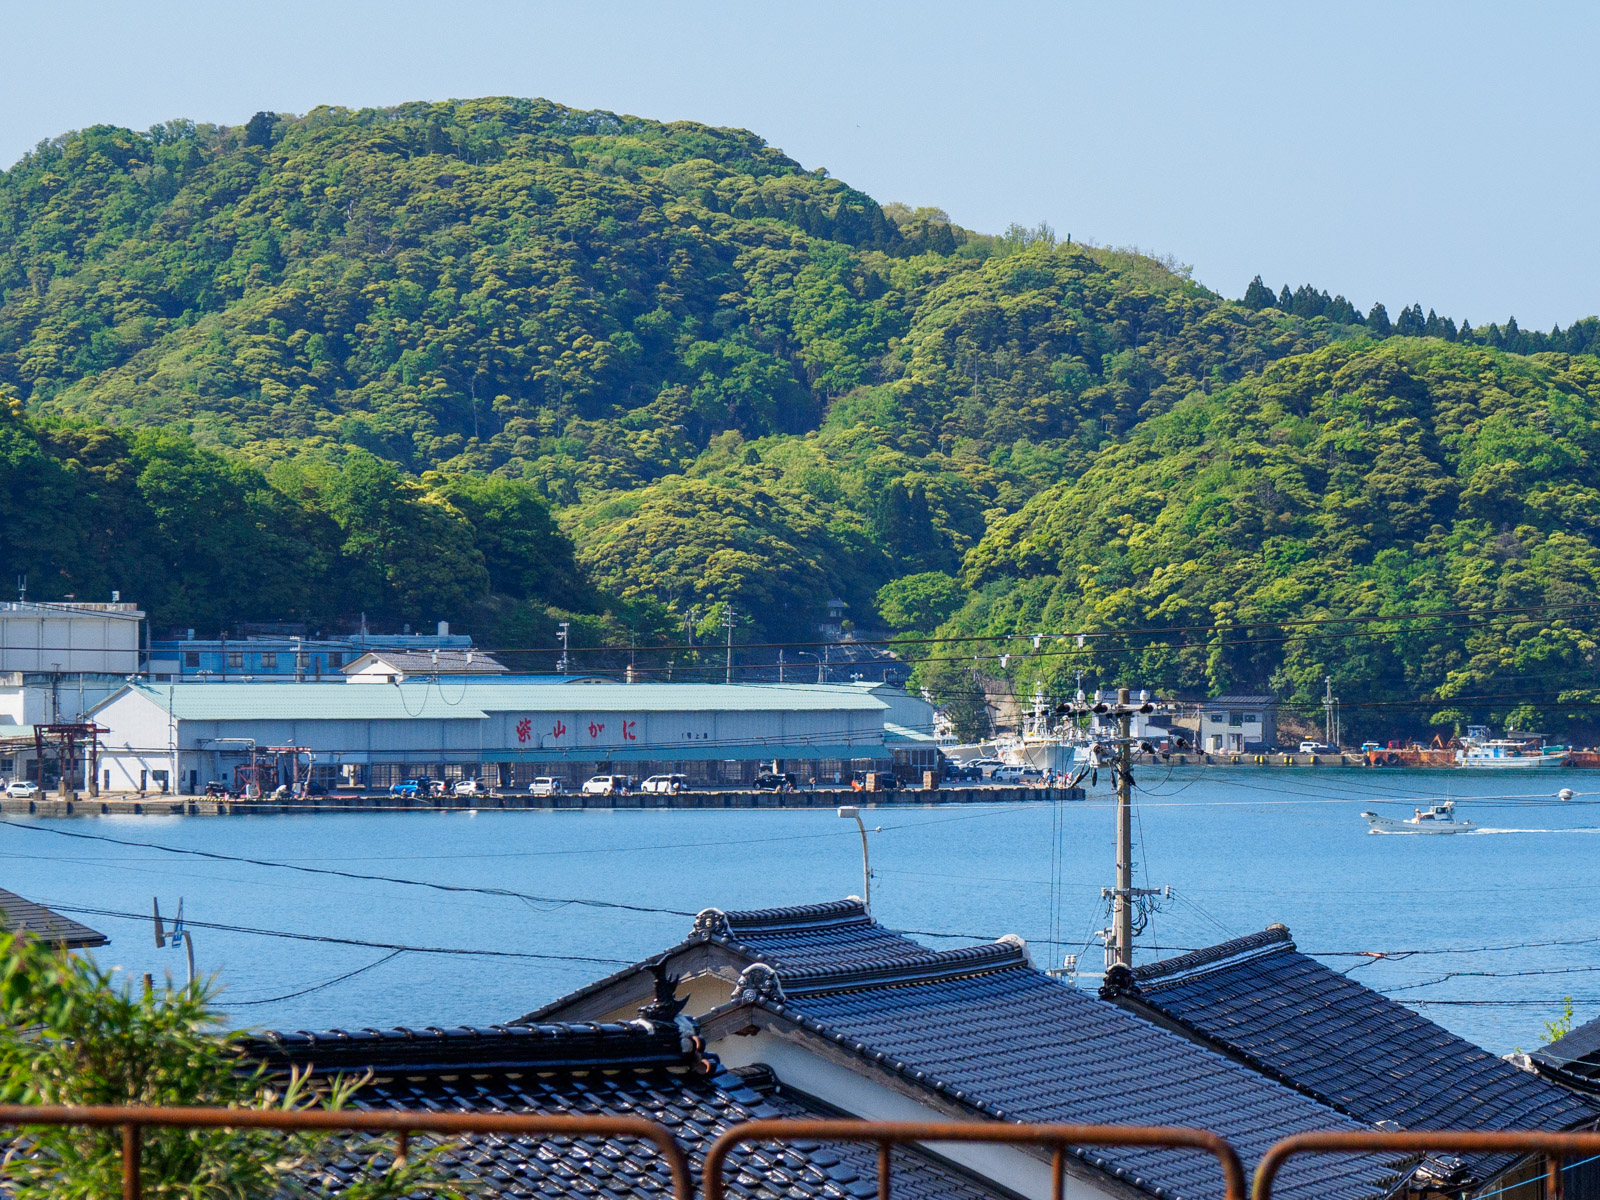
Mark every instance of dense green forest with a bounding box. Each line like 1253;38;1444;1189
3;96;1598;736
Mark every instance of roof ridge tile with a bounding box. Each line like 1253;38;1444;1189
1130;925;1293;986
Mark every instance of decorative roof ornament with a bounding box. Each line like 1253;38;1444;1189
638;958;689;1023
692;907;732;939
1099;962;1138;999
732;962;786;1005
996;933;1033;968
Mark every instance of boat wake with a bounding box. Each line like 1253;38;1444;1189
1469;826;1600;835
1367;825;1600;835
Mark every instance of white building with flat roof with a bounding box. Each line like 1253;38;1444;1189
0;601;143;675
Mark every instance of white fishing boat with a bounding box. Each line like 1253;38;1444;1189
1361;800;1476;834
998;684;1094;773
1456;739;1570;769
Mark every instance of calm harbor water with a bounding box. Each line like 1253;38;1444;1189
3;766;1597;1054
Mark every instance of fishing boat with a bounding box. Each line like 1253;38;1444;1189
1361;800;1476;834
1001;684;1096;773
1456;739;1570;769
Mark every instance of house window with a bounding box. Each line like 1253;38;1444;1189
328;652;343;668
226;652;243;668
1243;713;1261;725
184;651;200;668
1228;711;1243;727
259;652;278;669
1204;711;1223;724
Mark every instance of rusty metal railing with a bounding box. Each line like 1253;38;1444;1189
704;1118;1248;1200
1253;1130;1600;1200
0;1103;695;1200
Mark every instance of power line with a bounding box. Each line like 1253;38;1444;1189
220;950;405;1007
0;821;696;917
47;902;634;965
475;599;1600;656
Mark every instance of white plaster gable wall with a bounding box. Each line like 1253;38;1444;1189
711;1025;1121;1200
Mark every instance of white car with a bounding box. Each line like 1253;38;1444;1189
967;758;1006;777
1298;740;1337;755
452;778;490;796
4;780;39;799
993;765;1044;784
641;774;690;794
529;777;564;797
581;774;628;796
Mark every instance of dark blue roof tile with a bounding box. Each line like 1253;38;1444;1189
256;1019;1008;1200
767;957;1401;1200
1123;926;1597;1181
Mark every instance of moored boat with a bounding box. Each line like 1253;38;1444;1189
1456;740;1569;769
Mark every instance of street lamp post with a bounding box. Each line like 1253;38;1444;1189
838;805;871;910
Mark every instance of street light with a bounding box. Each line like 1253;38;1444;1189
838;805;872;909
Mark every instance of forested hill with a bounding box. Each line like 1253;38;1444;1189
4;96;1599;737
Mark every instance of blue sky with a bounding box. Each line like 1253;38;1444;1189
4;2;1595;328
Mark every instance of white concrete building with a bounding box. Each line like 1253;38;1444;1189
0;601;143;675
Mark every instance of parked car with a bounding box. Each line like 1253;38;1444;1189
581;774;629;796
641;774;691;794
966;757;1006;777
203;780;231;798
1298;740;1337;755
5;780;39;799
389;778;426;798
529;777;564;797
754;771;797;791
993;764;1045;784
944;761;984;782
453;778;490;796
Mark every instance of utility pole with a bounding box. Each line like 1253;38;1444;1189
1324;675;1335;747
1114;687;1134;968
556;621;570;674
723;606;738;684
778;649;785;683
1064;687;1166;971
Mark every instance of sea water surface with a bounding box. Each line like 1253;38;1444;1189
2;766;1596;1054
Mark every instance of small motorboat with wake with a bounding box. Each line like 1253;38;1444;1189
1361;800;1476;834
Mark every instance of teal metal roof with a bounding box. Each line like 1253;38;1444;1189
100;681;887;723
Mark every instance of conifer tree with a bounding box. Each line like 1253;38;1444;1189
1242;275;1276;309
1367;302;1392;336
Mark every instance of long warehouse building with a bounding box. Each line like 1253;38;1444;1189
87;681;908;794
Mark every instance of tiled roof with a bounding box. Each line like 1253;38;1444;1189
715;898;938;971
1534;1014;1600;1085
1203;695;1276;707
346;648;510;674
1118;926;1597;1182
0;887;106;947
248;1021;1007;1200
518;899;938;1023
733;948;1400;1200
